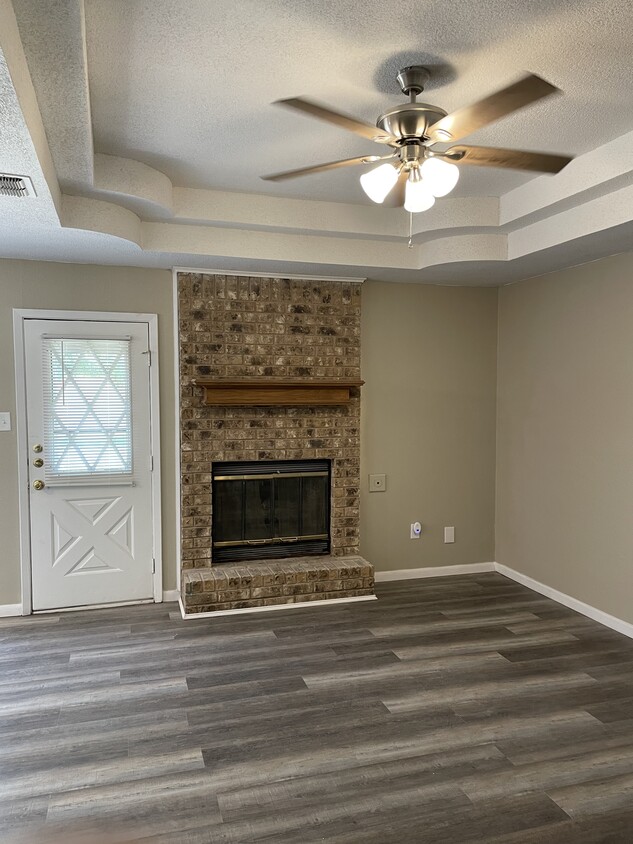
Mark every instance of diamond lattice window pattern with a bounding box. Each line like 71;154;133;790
42;338;133;478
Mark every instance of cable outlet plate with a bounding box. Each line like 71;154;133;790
369;473;386;492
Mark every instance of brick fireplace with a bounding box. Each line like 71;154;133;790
177;272;375;614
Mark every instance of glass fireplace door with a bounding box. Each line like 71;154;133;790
212;459;330;562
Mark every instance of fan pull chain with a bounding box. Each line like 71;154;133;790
408;212;413;248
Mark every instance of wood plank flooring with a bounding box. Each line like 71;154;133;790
3;573;633;842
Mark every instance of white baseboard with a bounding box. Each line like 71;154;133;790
495;563;633;640
3;595;179;616
178;593;377;620
373;561;633;641
8;565;631;642
0;604;23;618
375;562;495;582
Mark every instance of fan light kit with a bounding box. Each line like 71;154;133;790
263;66;573;215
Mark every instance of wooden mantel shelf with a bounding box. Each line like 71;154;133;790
192;379;364;407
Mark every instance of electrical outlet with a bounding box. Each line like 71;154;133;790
368;473;386;492
410;522;422;539
444;526;455;543
0;412;11;432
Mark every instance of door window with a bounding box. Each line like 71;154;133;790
42;337;133;480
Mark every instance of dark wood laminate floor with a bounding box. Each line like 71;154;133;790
3;574;633;842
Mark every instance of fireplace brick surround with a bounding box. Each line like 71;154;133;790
178;272;374;614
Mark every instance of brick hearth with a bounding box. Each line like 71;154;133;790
177;272;374;614
182;556;375;613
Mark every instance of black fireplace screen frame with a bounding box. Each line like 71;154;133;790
211;459;331;563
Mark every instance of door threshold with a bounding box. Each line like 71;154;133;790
33;598;155;614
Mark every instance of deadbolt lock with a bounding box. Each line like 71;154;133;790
32;458;44;468
32;479;45;490
32;444;43;453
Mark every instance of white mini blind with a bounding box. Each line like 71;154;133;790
41;337;133;481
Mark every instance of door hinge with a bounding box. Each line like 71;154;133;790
152;557;156;574
150;454;154;472
142;349;152;366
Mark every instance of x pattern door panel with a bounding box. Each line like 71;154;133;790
50;494;135;576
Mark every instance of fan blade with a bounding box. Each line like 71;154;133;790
447;144;572;173
261;154;388;182
428;74;560;143
274;97;396;144
382;169;408;208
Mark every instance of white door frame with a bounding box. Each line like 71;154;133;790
171;271;182;593
13;309;163;615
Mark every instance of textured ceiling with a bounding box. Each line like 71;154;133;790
1;0;633;284
83;0;633;202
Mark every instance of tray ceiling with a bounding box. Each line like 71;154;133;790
0;0;632;284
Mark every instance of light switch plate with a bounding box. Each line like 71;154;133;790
444;526;455;543
0;412;11;432
368;473;386;492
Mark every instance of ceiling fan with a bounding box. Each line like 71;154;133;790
262;67;573;213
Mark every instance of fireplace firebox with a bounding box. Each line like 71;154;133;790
211;459;331;563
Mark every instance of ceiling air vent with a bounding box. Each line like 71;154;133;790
0;174;35;198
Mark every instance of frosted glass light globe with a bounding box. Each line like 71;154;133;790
360;163;399;203
404;178;435;213
420;158;460;197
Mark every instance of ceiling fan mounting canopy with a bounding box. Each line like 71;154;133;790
261;65;574;208
396;65;431;96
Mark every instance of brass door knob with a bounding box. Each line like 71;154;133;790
32;479;45;490
32;444;43;453
32;458;44;468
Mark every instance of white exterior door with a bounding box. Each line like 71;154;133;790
23;318;155;611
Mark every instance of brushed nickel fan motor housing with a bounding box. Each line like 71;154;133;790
377;66;447;141
377;102;447;141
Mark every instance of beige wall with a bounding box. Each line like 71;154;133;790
3;252;632;621
0;260;175;605
496;252;633;623
360;281;498;571
0;261;500;607
5;254;632;620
